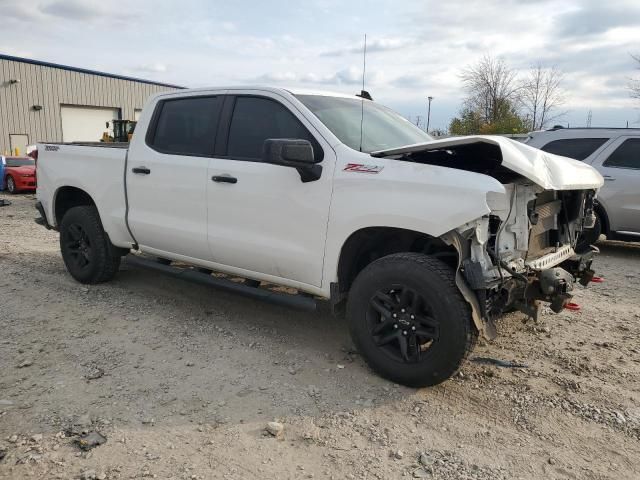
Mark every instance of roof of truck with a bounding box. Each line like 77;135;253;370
156;86;361;99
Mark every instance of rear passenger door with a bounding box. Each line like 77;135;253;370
590;136;640;234
127;94;224;260
205;92;335;288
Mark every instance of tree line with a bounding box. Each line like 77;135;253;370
449;55;566;135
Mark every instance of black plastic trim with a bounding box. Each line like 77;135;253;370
125;255;317;312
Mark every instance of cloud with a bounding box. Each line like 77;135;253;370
321;37;412;57
221;21;236;32
254;67;387;87
0;2;42;22
134;63;168;74
391;74;429;89
554;3;640;38
40;1;109;20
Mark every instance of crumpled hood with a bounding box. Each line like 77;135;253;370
372;135;604;191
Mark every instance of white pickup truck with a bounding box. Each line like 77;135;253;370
35;87;604;387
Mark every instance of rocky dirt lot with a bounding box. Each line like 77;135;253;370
1;191;639;480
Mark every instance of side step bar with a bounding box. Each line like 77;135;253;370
124;255;318;312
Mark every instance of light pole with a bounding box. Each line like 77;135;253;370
426;96;434;133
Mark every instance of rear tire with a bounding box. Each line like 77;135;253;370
346;253;477;388
59;206;121;284
6;176;16;194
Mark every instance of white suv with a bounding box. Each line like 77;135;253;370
526;127;640;245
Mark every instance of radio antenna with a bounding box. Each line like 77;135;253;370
358;34;367;152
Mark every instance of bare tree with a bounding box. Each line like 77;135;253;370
460;55;521;124
521;64;566;130
630;54;640;100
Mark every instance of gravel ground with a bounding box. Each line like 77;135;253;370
1;191;639;480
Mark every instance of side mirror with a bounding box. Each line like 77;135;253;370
262;139;322;183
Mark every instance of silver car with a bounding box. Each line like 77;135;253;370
526;128;640;246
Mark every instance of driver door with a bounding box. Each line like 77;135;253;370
206;92;335;288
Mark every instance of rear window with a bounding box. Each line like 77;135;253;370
148;96;223;156
540;138;608;160
5;157;34;167
603;138;640;169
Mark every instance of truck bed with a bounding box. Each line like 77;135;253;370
36;142;135;248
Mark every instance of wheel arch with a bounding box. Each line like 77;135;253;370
335;226;458;299
53;186;97;227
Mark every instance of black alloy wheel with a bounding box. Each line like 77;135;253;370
62;223;93;272
368;285;439;363
346;253;477;387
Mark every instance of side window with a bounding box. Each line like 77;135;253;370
540;138;609;161
603;138;640;169
226;97;323;161
148;96;223;156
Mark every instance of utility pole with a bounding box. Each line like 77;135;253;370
426;96;434;133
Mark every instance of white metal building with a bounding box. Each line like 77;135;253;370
0;54;181;155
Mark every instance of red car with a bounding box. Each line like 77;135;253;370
1;156;37;193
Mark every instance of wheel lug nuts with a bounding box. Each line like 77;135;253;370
392;313;397;318
411;326;416;331
410;315;415;320
401;309;405;313
393;324;398;329
402;330;407;335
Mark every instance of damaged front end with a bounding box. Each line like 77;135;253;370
373;135;605;339
446;183;600;338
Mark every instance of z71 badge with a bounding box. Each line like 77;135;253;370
343;163;384;174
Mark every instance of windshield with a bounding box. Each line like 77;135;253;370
296;95;433;153
5;157;34;167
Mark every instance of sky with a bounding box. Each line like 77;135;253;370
1;0;640;131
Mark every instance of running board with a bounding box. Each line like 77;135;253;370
124;255;318;312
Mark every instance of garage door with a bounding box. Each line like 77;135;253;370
61;105;121;142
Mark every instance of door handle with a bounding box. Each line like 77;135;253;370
132;167;151;174
603;175;616;181
211;175;237;184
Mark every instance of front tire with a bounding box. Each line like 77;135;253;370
6;176;16;194
59;206;121;284
576;213;602;253
346;253;477;388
